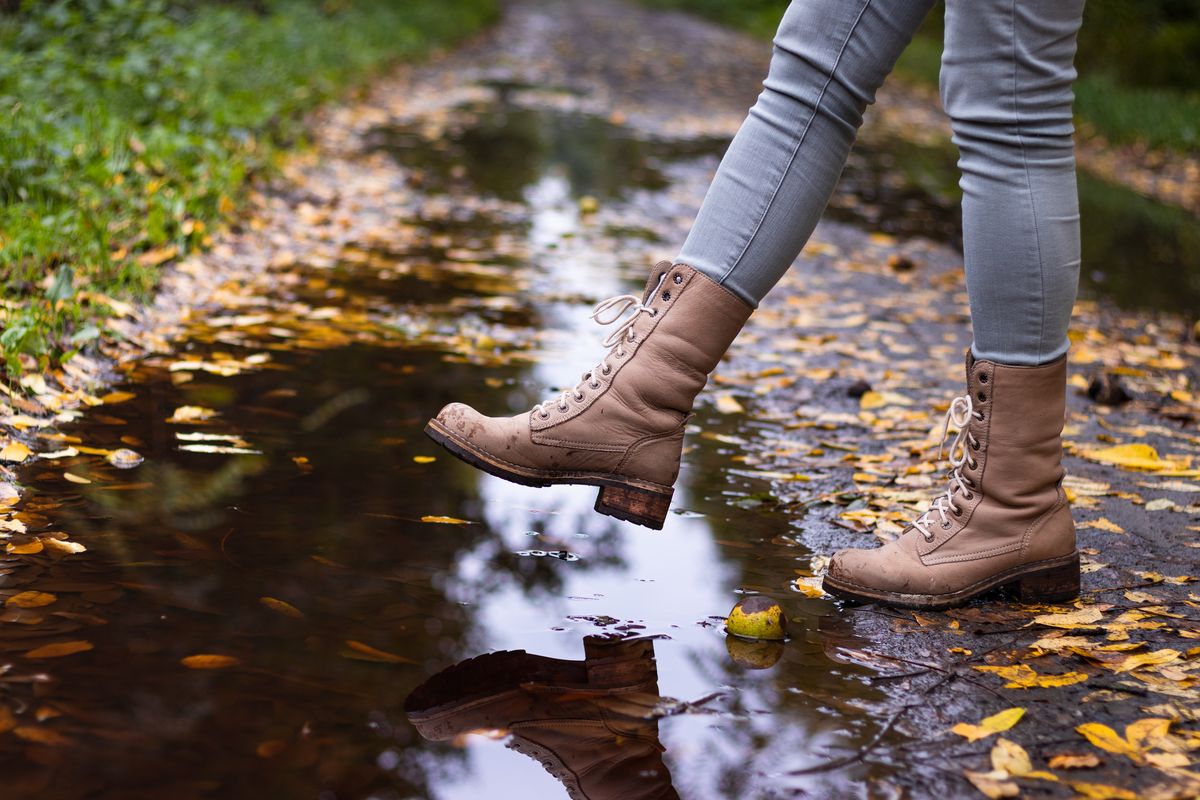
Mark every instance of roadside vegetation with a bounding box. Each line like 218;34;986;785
645;0;1200;154
0;0;497;377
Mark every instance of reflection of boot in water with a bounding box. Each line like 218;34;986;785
404;636;680;800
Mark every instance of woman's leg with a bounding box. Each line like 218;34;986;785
942;0;1084;366
824;0;1086;609
678;0;936;306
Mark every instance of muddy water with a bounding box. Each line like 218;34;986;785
7;85;1193;799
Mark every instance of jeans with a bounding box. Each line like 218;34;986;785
677;0;1084;366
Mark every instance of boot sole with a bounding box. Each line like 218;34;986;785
821;551;1080;611
424;419;674;530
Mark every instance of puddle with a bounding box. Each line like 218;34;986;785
3;81;1192;799
833;133;1200;315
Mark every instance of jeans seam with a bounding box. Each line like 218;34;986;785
718;0;875;286
1009;0;1047;364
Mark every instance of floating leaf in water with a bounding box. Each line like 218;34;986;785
39;447;79;460
181;654;241;669
43;538;86;555
64;472;91;484
714;394;745;414
951;708;1026;742
26;640;94;658
420;515;470;524
342;640;415;664
413;455;437;464
6;591;57;608
7;540;44;555
107;448;144;468
167;405;219;423
178;444;262;455
259;597;304;619
100;391;137;404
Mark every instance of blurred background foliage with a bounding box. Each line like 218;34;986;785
645;0;1200;152
0;0;497;375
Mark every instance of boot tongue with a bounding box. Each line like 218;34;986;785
641;261;674;304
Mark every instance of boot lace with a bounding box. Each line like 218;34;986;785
910;394;983;542
533;273;667;420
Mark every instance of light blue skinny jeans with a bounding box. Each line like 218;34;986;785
677;0;1085;366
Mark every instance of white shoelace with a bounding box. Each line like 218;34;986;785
532;274;667;420
911;394;984;541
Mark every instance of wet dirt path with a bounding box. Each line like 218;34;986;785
0;1;1198;798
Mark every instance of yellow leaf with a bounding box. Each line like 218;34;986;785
715;394;745;414
420;515;470;524
100;391;137;404
975;664;1090;689
13;726;70;746
412;455;437;464
1125;718;1172;750
63;472;91;485
181;654;240;669
1047;753;1100;770
42;538;86;555
1080;517;1125;534
991;738;1034;777
952;708;1026;742
26;640;93;659
259;597;304;619
0;441;33;463
964;770;1019;799
342;640;414;664
1033;607;1104;628
1145;752;1190;769
1113;649;1180;674
7;540;44;555
1069;783;1137;800
791;577;825;598
1082;443;1188;473
6;591;56;609
167;405;218;424
860;390;912;410
1076;723;1141;760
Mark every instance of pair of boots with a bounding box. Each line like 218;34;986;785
426;263;1079;609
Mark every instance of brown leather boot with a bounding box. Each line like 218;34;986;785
425;262;752;528
822;352;1079;610
404;636;679;800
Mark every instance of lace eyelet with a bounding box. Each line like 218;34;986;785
978;372;988;383
616;348;625;358
650;308;658;316
673;274;683;285
962;492;974;501
558;403;568;412
941;521;952;529
589;380;600;389
923;534;934;542
971;440;980;450
662;291;671;302
628;332;636;341
539;411;549;419
952;505;963;516
977;391;987;403
601;365;611;375
968;458;978;470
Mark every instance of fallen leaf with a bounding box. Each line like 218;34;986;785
63;472;91;484
975;664;1090;689
1082;443;1189;473
100;391;137;404
715;394;745;414
259;597;304;619
412;455;437;464
181;654;240;669
1080;518;1125;534
167;405;218;424
1033;607;1105;628
964;770;1018;799
991;738;1033;777
0;441;33;463
1076;723;1141;761
7;540;44;555
6;592;56;609
420;515;471;524
1047;753;1101;769
1069;782;1137;799
1113;649;1180;674
42;539;86;555
951;707;1026;742
342;640;414;664
25;641;93;658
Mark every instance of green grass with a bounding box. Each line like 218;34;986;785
0;0;498;377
